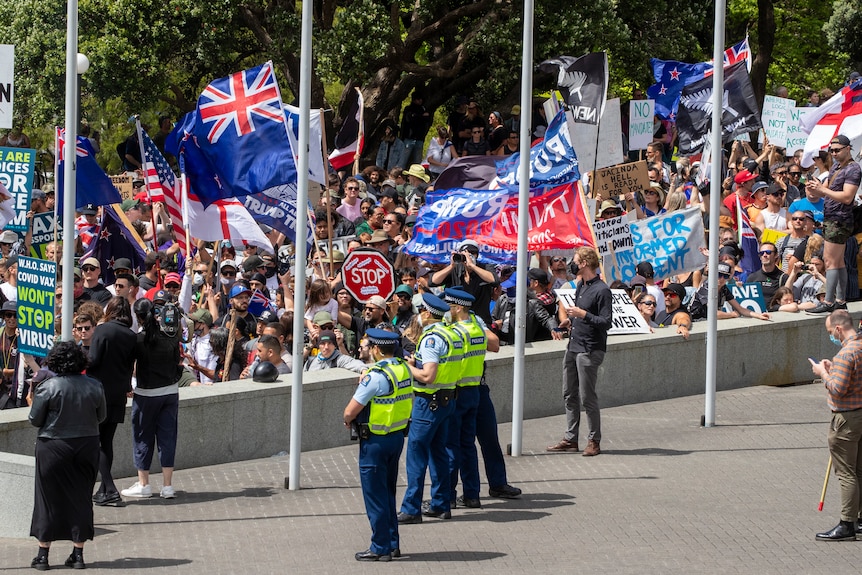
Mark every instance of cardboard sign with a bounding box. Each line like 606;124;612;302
110;174;134;200
16;256;56;357
557;287;651;335
722;282;766;314
592;160;650;201
629;99;655;151
785;107;812;154
0;146;35;232
604;206;707;284
0;45;12;130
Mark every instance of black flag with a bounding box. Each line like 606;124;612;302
676;61;762;155
539;53;608;125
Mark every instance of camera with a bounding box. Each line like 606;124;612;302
453;253;465;263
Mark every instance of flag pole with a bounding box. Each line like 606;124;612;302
180;171;192;259
60;0;80;342
135;118;163;288
704;0;727;428
52;127;60;258
288;0;314;491
510;0;534;457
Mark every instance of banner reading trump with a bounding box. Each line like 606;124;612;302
604;207;706;283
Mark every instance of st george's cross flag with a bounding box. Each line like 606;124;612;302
799;78;862;167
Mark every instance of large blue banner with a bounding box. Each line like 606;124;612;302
16;256;56;357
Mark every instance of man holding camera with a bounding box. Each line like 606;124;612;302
430;240;499;325
343;329;414;561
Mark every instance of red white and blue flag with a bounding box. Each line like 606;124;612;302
56;128;122;212
329;87;364;171
800;78;862;167
248;289;276;317
139;127;187;255
165;61;297;206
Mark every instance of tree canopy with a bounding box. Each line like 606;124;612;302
0;0;857;167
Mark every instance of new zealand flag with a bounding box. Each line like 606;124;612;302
81;204;148;286
165;61;297;207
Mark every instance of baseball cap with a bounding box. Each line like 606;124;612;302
636;261;654;279
257;309;277;324
394;284;414;298
81;257;100;269
312;310;334;325
229;284;252;298
527;268;550;284
164;272;182;286
31;189;46;201
717;263;733;276
366;295;387;310
832;134;851;146
220;259;237;271
733;170;756;185
113;258;133;271
80;204;98;216
188;308;213;327
458;239;480;254
242;255;264;272
318;330;337;344
0;230;17;244
751;181;768;194
663;283;686;300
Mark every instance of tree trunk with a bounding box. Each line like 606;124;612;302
750;0;775;108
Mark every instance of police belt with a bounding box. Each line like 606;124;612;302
414;389;456;403
357;422;410;438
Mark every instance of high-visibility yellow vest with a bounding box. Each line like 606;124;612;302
366;358;414;435
413;322;463;393
451;313;487;387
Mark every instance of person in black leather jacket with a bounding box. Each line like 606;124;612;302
28;341;106;571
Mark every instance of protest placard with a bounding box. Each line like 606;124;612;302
596;98;623;169
26;212;62;260
785;107;811;154
16;256;56;357
761;95;794;148
0;45;12;130
604;206;707;284
722;282;766;314
592;160;650;201
0;146;35;232
110;174;134;200
556;288;651;335
629;99;655;151
593;215;632;258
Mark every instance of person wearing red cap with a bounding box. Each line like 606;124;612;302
722;169;757;230
805;135;861;314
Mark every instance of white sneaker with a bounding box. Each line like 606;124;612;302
160;486;176;499
121;482;152;498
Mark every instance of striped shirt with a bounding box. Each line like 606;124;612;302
824;332;862;412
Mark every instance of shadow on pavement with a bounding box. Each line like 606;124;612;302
86;557;193;569
402;551;506;561
116;486;280;506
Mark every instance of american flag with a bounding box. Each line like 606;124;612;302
139;127;188;256
198;62;284;144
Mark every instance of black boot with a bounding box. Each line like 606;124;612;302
30;547;49;571
64;547;85;569
816;520;857;541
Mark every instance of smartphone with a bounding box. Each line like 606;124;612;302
633;286;644;298
808;357;817;364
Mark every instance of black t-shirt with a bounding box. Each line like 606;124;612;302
84;284;112;305
746;267;787;302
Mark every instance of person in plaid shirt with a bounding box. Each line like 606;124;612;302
811;310;862;541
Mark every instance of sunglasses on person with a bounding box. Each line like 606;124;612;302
640;300;657;306
346;186;359;191
472;129;483;134
383;219;397;224
758;250;776;256
364;306;378;312
830;146;847;153
3;312;15;319
718;273;731;279
317;323;334;330
222;271;236;277
165;282;181;289
774;171;788;176
551;257;566;263
81;265;97;272
663;292;678;299
74;325;92;331
788;171;802;177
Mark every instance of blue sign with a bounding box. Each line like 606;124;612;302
16;256;56;357
0;147;36;232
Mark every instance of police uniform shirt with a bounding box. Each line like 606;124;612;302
352;365;394;405
414;324;449;369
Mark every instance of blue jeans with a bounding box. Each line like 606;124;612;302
131;393;179;470
400;395;454;515
402;139;424;168
447;386;480;500
359;431;404;554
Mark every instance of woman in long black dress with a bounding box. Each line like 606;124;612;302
88;296;136;505
29;341;106;571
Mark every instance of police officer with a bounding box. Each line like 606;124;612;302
397;293;463;524
343;329;414;561
442;287;500;509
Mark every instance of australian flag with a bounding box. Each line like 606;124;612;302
165;61;297;207
676;61;762;155
81;204;148;286
56;130;122;212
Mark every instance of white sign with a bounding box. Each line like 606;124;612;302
629;99;655;151
761;95;794;148
593;215;632;257
569;114;598;174
596;98;623;169
786;107;812;154
0;45;13;130
557;288;651;335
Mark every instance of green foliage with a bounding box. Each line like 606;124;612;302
317;0;391;84
825;0;862;64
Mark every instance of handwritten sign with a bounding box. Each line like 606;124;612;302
0;45;12;129
761;95;794;148
785;107;812;154
0;147;35;232
557;287;651;335
16;256;56;357
110;174;134;200
629;99;655;151
592;160;650;201
604;206;706;284
722;282;766;314
594;215;632;257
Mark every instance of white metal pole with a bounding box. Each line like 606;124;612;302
704;2;727;427
60;0;79;342
511;0;535;456
289;0;314;490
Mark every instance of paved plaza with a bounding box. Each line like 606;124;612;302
1;381;858;574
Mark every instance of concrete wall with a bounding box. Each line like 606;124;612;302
0;306;838;481
0;452;35;538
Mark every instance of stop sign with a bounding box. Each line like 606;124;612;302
342;248;396;303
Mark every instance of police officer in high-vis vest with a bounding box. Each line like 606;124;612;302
397;293;463;524
442;287;500;509
343;329;414;562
